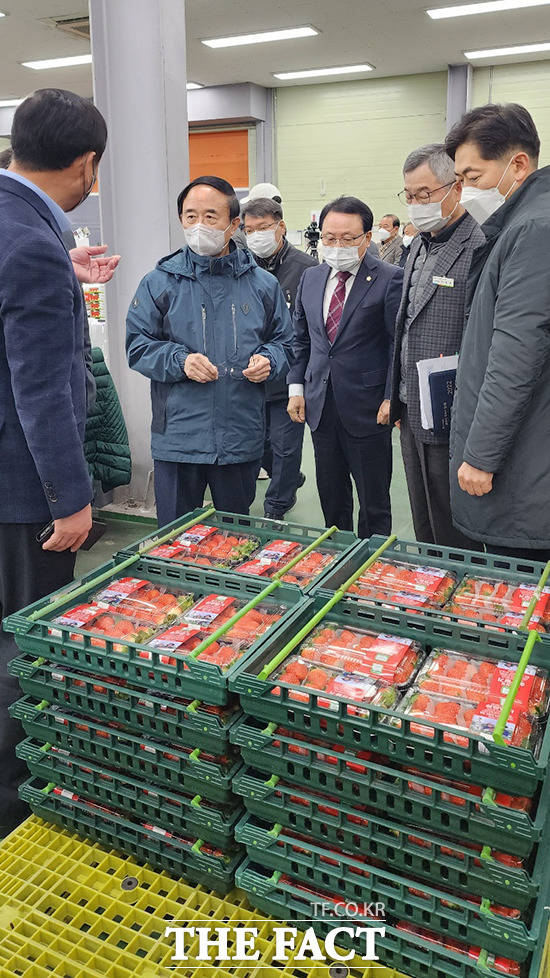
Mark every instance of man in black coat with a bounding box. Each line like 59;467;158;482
390;143;484;548
242;196;317;518
445;103;550;561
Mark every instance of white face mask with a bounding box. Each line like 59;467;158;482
407;184;458;233
323;245;362;272
378;227;391;242
460;157;517;225
402;233;415;248
246;228;280;258
184;222;230;256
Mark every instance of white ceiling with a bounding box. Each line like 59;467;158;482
0;0;549;99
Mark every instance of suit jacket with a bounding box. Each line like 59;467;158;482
389;213;485;445
287;252;404;437
0;174;93;522
379;235;403;266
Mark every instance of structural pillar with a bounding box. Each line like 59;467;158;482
446;64;472;132
89;0;189;503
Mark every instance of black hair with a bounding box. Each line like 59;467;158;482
0;146;12;168
445;102;540;162
177;175;240;219
241;197;283;221
382;213;400;228
11;89;107;171
319;195;373;233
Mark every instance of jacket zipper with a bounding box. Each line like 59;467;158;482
201;304;207;355
231;302;237;354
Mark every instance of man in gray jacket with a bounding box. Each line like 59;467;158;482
445;103;550;561
390;144;484;548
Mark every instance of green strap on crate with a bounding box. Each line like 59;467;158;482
186;526;340;661
519;559;550;629
491;627;541;746
26;507;216;622
257;533;397;680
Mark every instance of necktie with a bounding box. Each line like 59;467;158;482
325;270;351;344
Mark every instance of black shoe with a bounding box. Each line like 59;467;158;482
264;510;285;520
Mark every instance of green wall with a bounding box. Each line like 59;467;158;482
472;62;550;167
275;72;448;229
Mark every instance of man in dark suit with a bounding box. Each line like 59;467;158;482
0;89;107;834
287;196;403;537
390;144;484;548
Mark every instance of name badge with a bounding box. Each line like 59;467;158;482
433;275;454;288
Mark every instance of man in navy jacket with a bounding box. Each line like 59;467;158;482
0;89;107;834
287;196;403;537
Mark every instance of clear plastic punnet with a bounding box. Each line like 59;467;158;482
346;558;458;610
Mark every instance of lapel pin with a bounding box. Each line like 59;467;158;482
366;275;372;282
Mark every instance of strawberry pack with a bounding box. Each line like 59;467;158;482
272;623;424;713
236;541;339;586
396;922;521;975
148;524;260;568
347;558;458;610
443;575;550;631
394;650;549;753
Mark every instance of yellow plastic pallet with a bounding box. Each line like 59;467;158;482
0;816;407;978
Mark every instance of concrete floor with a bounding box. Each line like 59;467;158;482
77;429;413;577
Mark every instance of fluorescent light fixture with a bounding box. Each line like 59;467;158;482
186;81;203;90
274;63;373;79
0;98;22;107
429;0;550;17
0;12;5;17
22;54;92;70
202;26;318;49
465;39;550;57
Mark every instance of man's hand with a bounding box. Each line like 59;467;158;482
458;462;494;497
288;396;306;424
184;353;218;383
243;354;271;383
43;504;93;553
377;399;391;425
70;245;121;284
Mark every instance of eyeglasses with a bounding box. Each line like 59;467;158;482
397;182;455;205
320;232;366;246
243;222;280;236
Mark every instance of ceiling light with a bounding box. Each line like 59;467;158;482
429;0;550;17
22;54;92;70
274;64;373;80
186;82;203;90
202;26;318;49
465;39;550;57
0;99;22;107
0;12;5;17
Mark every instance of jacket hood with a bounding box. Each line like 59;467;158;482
156;240;256;279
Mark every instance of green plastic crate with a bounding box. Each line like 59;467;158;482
11;696;242;805
230;717;546;858
20;778;242;895
235;812;543;963
114;506;358;593
3;558;308;705
18;738;241;848
230;596;550;796
314;534;549;633
232;768;541;911
238;861;550;978
9;653;241;754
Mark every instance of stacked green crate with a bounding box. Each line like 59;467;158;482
5;517;308;894
229;541;550;978
114;505;358;592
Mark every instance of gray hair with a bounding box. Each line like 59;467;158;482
241;197;283;221
403;143;456;183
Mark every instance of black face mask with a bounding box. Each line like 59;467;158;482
69;159;97;211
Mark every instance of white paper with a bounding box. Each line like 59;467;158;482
416;354;458;430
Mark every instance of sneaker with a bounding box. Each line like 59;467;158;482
257;467;270;480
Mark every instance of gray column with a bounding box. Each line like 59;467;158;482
89;0;189;503
446;64;472;132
